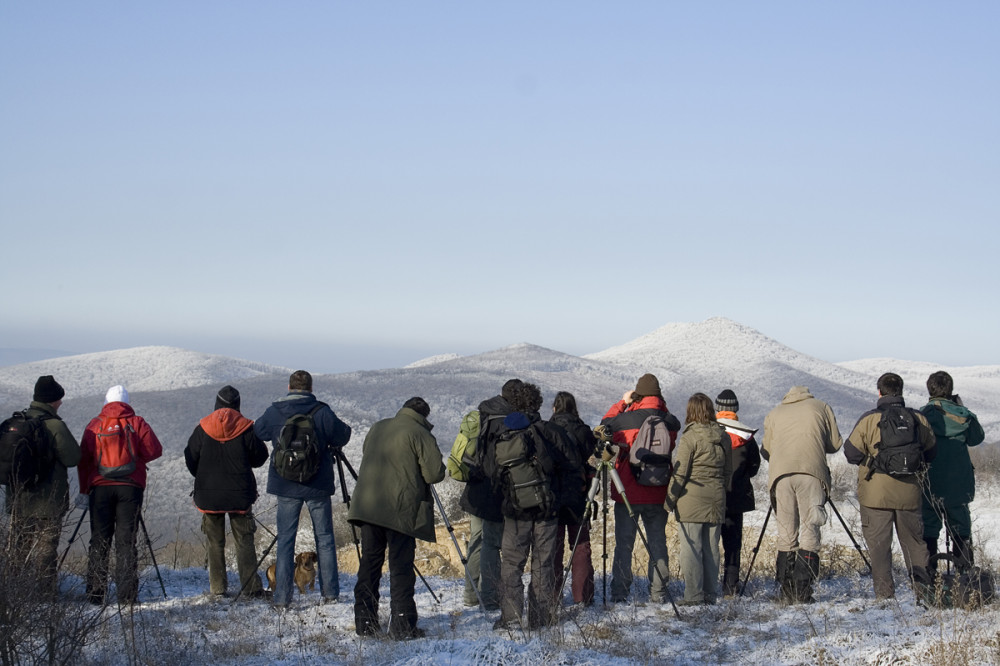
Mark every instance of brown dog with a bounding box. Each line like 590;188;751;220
266;552;318;594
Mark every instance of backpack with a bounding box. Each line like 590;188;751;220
0;411;54;490
629;414;675;486
447;411;504;482
95;416;138;480
273;403;325;483
918;554;996;610
495;421;554;514
865;404;924;480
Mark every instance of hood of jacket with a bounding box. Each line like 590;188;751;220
781;386;814;404
100;401;136;420
199;408;254;442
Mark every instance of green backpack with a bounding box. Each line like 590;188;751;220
447;411;504;482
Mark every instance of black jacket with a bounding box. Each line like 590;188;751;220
548;411;597;523
185;408;269;513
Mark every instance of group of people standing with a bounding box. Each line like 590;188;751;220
0;366;986;639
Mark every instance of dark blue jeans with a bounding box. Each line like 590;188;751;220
274;495;339;605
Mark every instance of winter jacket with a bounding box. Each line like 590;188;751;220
459;395;514;522
665;421;731;524
761;386;843;494
185;408;269;513
253;391;352;500
844;396;937;510
921;397;985;506
601;396;681;505
548;411;597;524
3;402;81;519
79;401;162;493
347;407;446;542
717;411;761;515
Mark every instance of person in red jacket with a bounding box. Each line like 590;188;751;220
600;374;680;604
78;385;163;605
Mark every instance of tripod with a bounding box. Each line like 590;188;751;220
561;449;681;620
430;485;487;614
138;513;168;599
58;504;89;570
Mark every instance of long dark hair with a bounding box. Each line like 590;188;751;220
552;391;579;417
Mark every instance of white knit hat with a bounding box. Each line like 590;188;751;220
105;385;130;405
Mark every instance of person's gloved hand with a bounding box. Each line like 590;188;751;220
600;444;617;462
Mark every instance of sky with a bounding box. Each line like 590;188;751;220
2;2;998;373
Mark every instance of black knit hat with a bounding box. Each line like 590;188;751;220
215;385;241;411
33;375;65;403
634;374;662;398
715;389;739;413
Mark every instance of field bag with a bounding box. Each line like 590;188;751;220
495;421;554;513
274;404;325;483
0;411;54;490
865;404;923;481
919;554;996;610
95;416;138;480
629;413;675;486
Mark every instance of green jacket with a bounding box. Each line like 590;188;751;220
665;421;731;524
921;398;985;505
347;407;446;542
4;402;81;519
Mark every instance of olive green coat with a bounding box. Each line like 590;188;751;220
665;421;732;524
347;408;445;542
3;402;81;519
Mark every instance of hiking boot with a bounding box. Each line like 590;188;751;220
722;565;741;597
356;619;381;637
388;625;426;641
247;589;273;601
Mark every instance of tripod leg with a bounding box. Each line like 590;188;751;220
430;486;488;614
138;514;167;600
58;506;88;570
827;498;872;573
557;473;603;606
739;505;772;597
233;533;278;603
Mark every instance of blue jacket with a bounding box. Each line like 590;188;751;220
253;391;352;500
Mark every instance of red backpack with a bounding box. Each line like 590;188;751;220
95;417;138;480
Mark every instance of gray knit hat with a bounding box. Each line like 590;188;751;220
715;389;739;413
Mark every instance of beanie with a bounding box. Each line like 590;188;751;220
634;373;662;398
33;375;65;403
105;385;130;405
715;389;739;413
215;385;241;411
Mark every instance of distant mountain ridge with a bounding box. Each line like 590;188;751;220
1;318;995;539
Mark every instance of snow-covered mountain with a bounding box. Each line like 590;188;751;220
1;318;996;540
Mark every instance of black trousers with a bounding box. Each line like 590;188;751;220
721;510;744;572
87;485;144;604
353;523;417;630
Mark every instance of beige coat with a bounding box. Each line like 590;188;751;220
762;387;843;493
665;421;731;524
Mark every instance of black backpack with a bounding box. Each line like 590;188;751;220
495;421;554;514
273;403;325;483
0;411;55;490
865;404;924;480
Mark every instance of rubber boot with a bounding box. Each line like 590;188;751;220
775;551;795;603
792;550;819;604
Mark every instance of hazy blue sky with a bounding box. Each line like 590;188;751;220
2;2;997;373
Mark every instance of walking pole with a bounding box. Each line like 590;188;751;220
738;504;772;597
232;533;277;603
430;485;487;614
137;514;167;599
336;449;439;603
58;505;89;570
826;498;872;574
